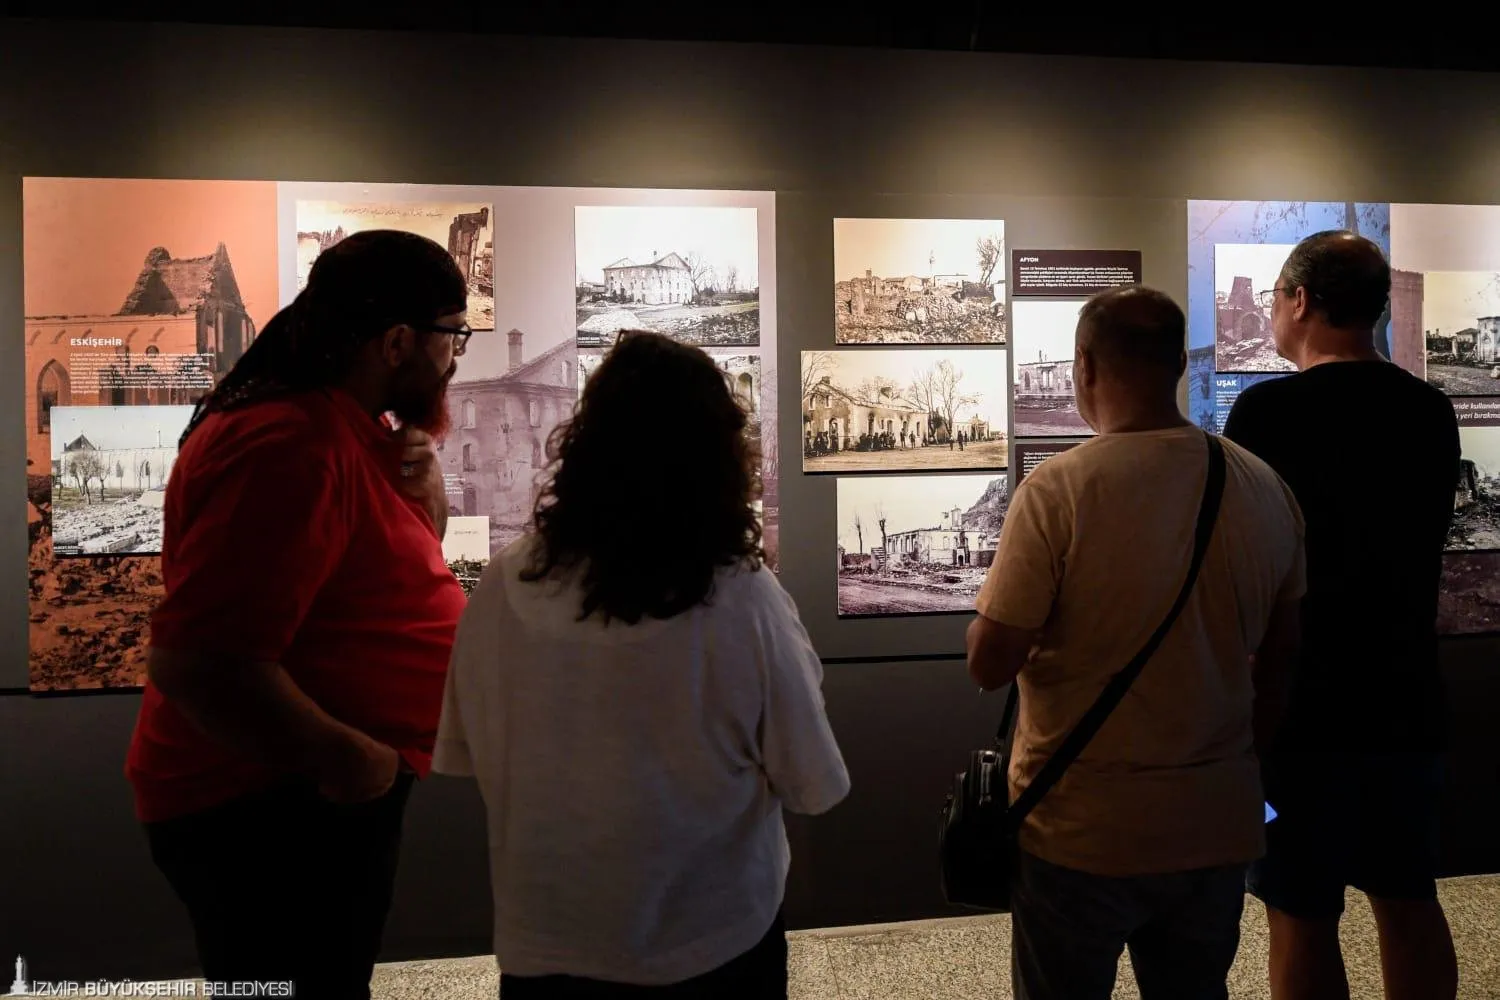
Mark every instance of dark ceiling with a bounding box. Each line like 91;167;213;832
2;6;1494;74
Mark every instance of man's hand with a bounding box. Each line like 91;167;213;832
397;428;448;538
314;729;401;804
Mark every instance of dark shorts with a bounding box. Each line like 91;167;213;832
1247;751;1443;920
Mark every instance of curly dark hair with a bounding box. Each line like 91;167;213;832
180;229;466;446
522;330;764;624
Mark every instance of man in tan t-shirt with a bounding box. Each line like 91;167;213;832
967;285;1305;1000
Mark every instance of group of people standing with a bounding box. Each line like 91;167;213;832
122;226;1458;1000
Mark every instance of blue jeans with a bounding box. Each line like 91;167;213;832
1011;851;1247;1000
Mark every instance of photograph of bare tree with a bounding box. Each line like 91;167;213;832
575;205;759;348
833;218;1006;344
1421;272;1500;396
836;473;1008;616
802;349;1008;473
49;405;193;556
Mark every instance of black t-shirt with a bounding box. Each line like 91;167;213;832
1223;360;1459;751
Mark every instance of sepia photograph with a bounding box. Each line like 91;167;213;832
836;473;1009;617
1451;423;1500;551
575;205;760;348
1214;243;1298;374
296;201;496;330
802;349;1009;473
442;515;491;595
833;218;1006;345
1011;299;1091;438
22;176;280;691
1421;272;1500;396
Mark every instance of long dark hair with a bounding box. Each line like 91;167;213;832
181;229;466;445
522;331;764;624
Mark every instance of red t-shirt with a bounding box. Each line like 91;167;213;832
125;387;467;823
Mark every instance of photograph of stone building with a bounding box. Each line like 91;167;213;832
575;205;760;348
802;349;1008;472
1420;271;1500;396
22;176;280;691
1011;299;1092;438
1213;243;1298;373
833;218;1006;344
836;473;1008;616
48;405;192;557
295;200;496;330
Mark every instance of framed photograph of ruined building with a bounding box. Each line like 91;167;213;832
575;205;760;349
442;515;492;596
22;176;280;691
295;201;496;331
49;405;193;557
835;473;1008;617
1011;299;1092;438
1419;272;1500;396
1450;422;1500;552
1213;243;1297;374
833;218;1006;345
801;348;1008;473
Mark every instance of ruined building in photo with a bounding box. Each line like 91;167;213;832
885;507;998;569
24;243;256;475
440;329;576;551
603;252;692;305
803;375;930;450
448;207;492;297
1015;351;1075;404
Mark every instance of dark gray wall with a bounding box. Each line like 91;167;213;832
3;17;1500;981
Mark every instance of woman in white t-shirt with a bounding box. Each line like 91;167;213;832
433;330;850;998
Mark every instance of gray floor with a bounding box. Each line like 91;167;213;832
371;876;1500;998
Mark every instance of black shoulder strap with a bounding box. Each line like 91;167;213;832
1000;431;1227;827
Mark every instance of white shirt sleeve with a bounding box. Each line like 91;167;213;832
750;571;850;815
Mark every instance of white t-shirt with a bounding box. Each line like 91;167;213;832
432;537;850;985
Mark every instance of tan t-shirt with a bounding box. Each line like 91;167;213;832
976;426;1305;877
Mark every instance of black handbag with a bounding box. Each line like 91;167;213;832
940;432;1227;911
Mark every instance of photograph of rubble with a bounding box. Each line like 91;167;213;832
1213;243;1298;374
442;515;491;595
1011;299;1091;438
49;405;192;557
1450;423;1500;551
1421;272;1500;396
836;473;1008;617
802;348;1009;473
23;176;280;691
833;218;1006;344
575;205;760;349
1439;552;1500;634
295;200;496;330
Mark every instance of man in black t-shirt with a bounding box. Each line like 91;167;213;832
1223;230;1460;1000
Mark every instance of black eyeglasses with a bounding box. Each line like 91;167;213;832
1255;287;1286;309
417;323;473;351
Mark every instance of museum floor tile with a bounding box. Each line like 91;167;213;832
363;875;1500;998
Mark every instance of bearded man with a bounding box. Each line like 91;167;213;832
126;230;471;999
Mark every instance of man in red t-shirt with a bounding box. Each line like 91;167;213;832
127;231;470;998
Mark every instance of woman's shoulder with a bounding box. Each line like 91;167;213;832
711;558;790;613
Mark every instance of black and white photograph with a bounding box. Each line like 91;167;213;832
1214;243;1298;374
836;473;1009;617
1422;272;1500;396
1439;552;1500;634
575;205;760;348
802;348;1009;473
833;218;1006;344
1011;299;1091;438
48;405;192;556
296;201;496;331
1451;423;1500;551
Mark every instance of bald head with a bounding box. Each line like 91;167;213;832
1076;285;1187;384
1278;230;1390;332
